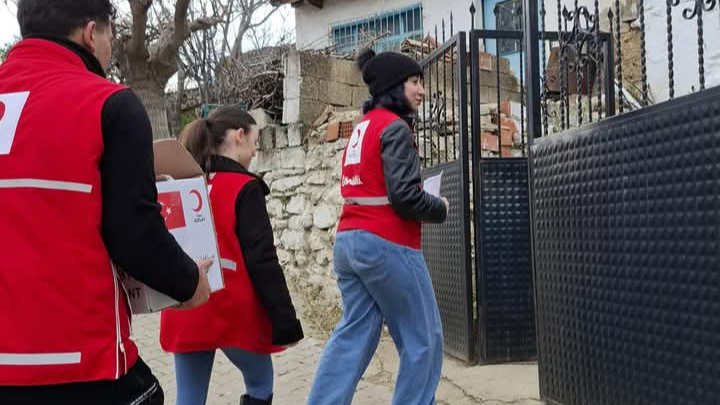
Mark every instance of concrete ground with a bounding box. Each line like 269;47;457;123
133;314;542;405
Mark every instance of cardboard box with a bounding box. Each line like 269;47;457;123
118;139;224;314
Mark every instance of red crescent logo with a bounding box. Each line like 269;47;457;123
0;101;5;121
190;189;203;212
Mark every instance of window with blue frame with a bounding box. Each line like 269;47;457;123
331;4;423;53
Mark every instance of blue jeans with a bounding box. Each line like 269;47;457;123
307;230;443;405
174;347;273;405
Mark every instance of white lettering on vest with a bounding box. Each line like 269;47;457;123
342;175;364;186
344;120;371;166
0;91;30;155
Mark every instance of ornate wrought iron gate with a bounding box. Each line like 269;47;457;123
523;1;720;405
418;4;720;402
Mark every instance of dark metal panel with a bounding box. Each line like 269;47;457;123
419;32;475;363
422;160;474;362
531;86;720;405
477;158;536;363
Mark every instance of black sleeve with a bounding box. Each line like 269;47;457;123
100;89;199;303
235;181;304;346
380;120;448;223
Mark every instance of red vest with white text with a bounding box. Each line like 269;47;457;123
337;108;422;249
0;39;138;385
160;172;284;354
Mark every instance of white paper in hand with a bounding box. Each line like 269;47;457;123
423;171;443;198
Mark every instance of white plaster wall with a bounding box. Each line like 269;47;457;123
644;0;720;101
543;0;720;102
294;0;483;50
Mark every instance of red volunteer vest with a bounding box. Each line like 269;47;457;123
160;172;284;354
0;39;137;385
337;108;422;249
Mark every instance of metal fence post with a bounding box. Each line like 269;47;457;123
524;0;542;144
522;0;542;390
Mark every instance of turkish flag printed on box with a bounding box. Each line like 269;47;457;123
119;140;224;314
158;191;186;230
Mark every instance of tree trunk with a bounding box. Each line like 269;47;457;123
172;63;187;135
131;80;171;140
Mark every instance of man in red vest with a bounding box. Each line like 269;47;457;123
0;1;212;404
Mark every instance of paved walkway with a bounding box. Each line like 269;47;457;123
134;314;543;405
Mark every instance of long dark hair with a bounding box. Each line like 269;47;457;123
177;106;256;173
361;82;412;116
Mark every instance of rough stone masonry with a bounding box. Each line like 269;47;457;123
250;125;349;334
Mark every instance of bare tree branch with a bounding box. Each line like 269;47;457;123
173;0;192;46
229;0;278;59
128;0;152;56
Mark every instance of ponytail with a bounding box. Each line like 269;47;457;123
177;106;258;174
177;118;214;174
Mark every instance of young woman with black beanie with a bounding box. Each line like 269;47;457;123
306;49;449;405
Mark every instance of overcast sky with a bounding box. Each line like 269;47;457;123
0;3;294;93
0;3;18;44
0;3;295;49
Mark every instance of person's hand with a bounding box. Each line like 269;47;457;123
176;259;213;310
441;197;450;212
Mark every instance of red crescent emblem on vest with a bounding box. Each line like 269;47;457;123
0;101;6;121
190;189;203;212
351;129;361;147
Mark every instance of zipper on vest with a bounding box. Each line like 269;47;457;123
114;264;133;375
119;341;127;375
111;263;123;378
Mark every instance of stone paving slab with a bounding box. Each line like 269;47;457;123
133;314;542;405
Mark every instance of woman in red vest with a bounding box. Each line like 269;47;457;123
307;50;449;405
160;107;304;405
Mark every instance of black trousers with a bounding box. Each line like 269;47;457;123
0;357;164;405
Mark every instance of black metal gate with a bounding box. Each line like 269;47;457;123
417;14;541;364
416;2;720;401
475;158;534;363
418;32;475;363
523;1;720;405
467;26;537;364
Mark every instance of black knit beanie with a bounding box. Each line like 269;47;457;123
357;49;423;97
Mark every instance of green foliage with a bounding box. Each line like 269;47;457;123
0;36;20;63
0;42;12;63
180;109;198;129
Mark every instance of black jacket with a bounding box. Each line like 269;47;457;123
209;155;304;346
380;116;447;223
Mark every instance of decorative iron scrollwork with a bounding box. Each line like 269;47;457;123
557;4;603;124
672;0;714;90
675;0;717;20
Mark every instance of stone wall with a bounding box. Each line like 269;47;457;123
283;50;369;130
250;124;349;335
